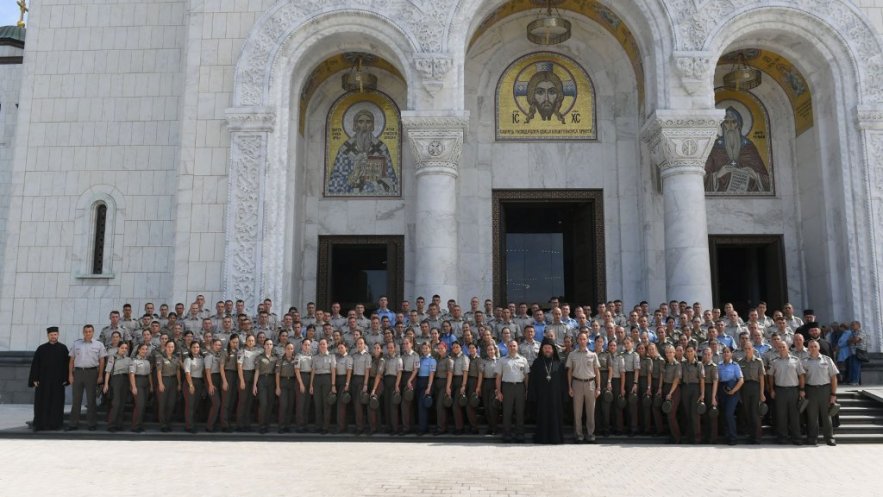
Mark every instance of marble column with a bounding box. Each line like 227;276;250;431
642;109;723;307
223;108;276;311
402;111;469;302
857;105;883;350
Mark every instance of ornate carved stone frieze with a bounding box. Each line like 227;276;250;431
225;108;276;132
413;53;454;95
672;51;714;96
641;109;723;178
402;112;469;177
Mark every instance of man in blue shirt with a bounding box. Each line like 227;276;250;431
374;296;396;325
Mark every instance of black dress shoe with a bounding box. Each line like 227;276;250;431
107;427;117;433
88;426;97;431
826;439;837;446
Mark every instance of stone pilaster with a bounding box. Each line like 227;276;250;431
402;111;468;302
856;105;883;350
224;107;276;311
642;109;723;307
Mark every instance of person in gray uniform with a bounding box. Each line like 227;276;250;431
310;338;336;434
803;340;839;446
67;324;108;431
380;341;403;434
236;334;260;432
679;345;704;444
768;339;807;445
399;338;419;434
183;341;205;434
103;342;131;432
450;341;470;434
350;338;371;434
219;334;240;432
738;342;765;444
276;343;298;433
477;343;500;435
128;343;153;432
295;339;313;432
434;342;454;435
495;339;529;443
203;339;223;432
156;340;180;432
253;339;278;433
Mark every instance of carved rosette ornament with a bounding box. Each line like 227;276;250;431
641;109;724;180
402;112;469;177
224;108;277;311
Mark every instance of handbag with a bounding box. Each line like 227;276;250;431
855;348;870;363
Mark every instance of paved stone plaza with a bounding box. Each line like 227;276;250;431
0;438;879;497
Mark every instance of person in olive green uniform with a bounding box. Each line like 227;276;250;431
295;339;313;432
183;341;205;433
367;343;385;434
465;343;482;434
449;341;470;434
311;339;336;434
680;345;704;444
334;342;354;433
701;347;719;443
659;345;682;444
648;344;665;435
620;337;641;435
349;338;371;434
595;336;612;436
380;341;403;434
219;335;240;432
156;340;181;432
236;335;260;431
128;343;153;432
803;340;839;446
637;343;653;434
203;339;223;432
434;342;454;435
103;343;131;432
608;341;626;434
276;343;298;433
253;339;278;433
738;342;765;444
399;338;419;434
476;343;499;435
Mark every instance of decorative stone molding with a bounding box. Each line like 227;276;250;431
672;51;714;96
402;111;469;177
413;53;454;95
641;109;724;179
225;108;277;132
224;133;266;311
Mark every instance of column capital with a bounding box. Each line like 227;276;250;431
641;109;723;179
402;111;469;178
225;107;276;133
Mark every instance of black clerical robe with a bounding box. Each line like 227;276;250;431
528;356;567;444
28;341;69;430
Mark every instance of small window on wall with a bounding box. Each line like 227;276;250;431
73;187;124;279
91;202;108;274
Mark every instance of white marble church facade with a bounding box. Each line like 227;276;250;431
0;0;882;352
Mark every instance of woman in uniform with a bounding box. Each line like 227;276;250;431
399;338;419;435
367;342;386;434
434;342;454;436
465;342;482;434
659;345;682;444
103;342;131;432
476;343;499;435
156;340;180;432
276;342;298;433
620;337;641;435
219;334;240;432
295;339;313;432
203;339;223;432
608;340;625;435
334;342;352;434
595;336;612;437
637;342;653;434
253;339;277;434
183;341;205;434
680;345;705;444
310;338;336;434
416;342;437;436
449;341;469;435
379;341;402;435
701;347;719;444
236;334;259;432
129;343;153;432
738;342;765;444
717;346;744;445
648;343;665;436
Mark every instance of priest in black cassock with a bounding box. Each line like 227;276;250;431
28;327;69;431
528;337;567;444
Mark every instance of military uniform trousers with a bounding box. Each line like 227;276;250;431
501;381;526;437
220;370;239;429
740;380;763;442
278;377;297;428
131;375;151;430
572;377;596;440
108;373;130;429
638;374;651;433
296;377;312;430
465;376;480;431
237;370;256;429
596;371;611;435
350;373;371;433
312;374;332;432
450;375;465;430
206;373;222;430
184;377;205;430
158;375;178;429
70;367;99;428
718;389;740;443
806;384;834;443
701;383;718;443
383;375;399;433
662;382;681;443
481;378;499;433
650;377;664;434
774;386;801;443
680;383;701;443
416;376;431;434
256;374;275;429
434;380;449;433
367;375;383;433
624;372;639;434
611;376;625;433
400;374;414;432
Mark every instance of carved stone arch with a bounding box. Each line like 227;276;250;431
233;3;423;108
72;185;127;279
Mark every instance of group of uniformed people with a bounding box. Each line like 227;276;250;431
53;295;843;445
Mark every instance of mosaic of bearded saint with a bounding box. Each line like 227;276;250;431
327;108;397;195
704;106;771;193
